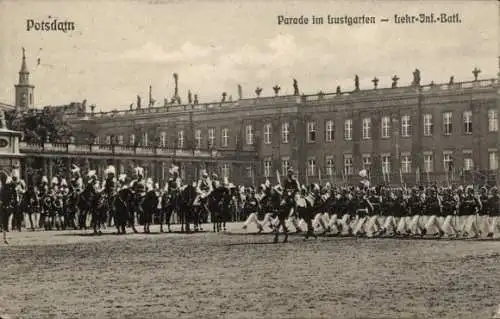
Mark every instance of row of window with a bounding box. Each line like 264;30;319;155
96;109;498;147
262;151;499;177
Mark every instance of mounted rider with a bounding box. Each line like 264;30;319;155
195;169;213;206
130;166;146;225
70;164;84;194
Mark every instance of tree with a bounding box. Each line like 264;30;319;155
5;106;73;143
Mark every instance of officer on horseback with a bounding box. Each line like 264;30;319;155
129;166;145;233
104;165;117;227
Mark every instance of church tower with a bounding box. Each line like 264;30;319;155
14;48;35;109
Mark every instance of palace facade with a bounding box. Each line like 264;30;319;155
9;50;500;186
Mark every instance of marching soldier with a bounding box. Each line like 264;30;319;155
487;187;500;237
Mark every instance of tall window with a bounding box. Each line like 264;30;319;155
307;158;316;176
344;119;352;141
264;123;272;144
463;156;474;171
401;155;411;173
129;134;135;146
325;120;334;142
160;132;167;147
245;166;253;178
463;111;472;134
208;128;215;148
488;109;498;132
263;158;272;177
489;151;498;170
222;163;230;178
362;118;371;139
105;135;111;145
401;115;411;137
326;156;334;176
195;129;202;149
344;154;353;175
221;128;229;147
381;116;390;138
281;122;289;143
245;125;253;145
307;121;317;143
142;132;148;146
443;112;452;135
423;114;433;136
362;154;371;172
424;154;434;173
94;136;100;145
381;155;391;175
177;130;184;148
443;152;453;172
117;135;124;145
281;157;290;176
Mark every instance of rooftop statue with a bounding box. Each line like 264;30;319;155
273;85;281;96
354;75;360;91
255;87;262;97
391;75;399;88
412;69;421;86
293;79;299;96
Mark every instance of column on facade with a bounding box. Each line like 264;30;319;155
351;111;362;184
391;113;402;185
471;101;483;180
47;158;53;181
412;92;424;186
371;112;381;185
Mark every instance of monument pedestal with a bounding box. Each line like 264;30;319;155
0;110;24;175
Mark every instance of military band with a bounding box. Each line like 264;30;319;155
0;165;499;244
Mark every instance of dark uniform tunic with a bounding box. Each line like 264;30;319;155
424;195;441;216
487;195;500;217
459;194;480;216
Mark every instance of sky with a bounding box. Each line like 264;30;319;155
0;0;498;112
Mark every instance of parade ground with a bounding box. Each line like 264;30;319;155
1;223;500;319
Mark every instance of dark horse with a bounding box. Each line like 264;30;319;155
275;190;296;243
160;187;179;232
179;183;198;232
142;188;158;233
113;187;133;234
78;186;95;230
91;192;108;235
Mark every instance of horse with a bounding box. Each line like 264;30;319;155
113;187;133;234
160;188;179;232
91;192;108;235
180;183;200;232
208;186;225;232
78;186;95;230
142;188;158;233
274;189;296;243
64;189;79;230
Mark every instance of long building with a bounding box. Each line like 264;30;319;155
9;51;500;186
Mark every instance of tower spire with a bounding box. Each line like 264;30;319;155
19;47;30;85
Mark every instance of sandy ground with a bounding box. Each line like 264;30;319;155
0;222;500;319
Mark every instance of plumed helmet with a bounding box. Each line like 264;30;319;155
146;177;153;185
211;173;218;180
154;182;159;189
42;176;48;184
312;183;320;191
287;168;294;175
104;165;116;176
134;166;144;177
51;177;59;185
87;170;97;179
358;169;368;178
118;174;127;183
11;168;20;180
169;165;179;175
260;184;266;190
60;179;68;187
264;179;271;187
201;169;208;177
70;164;80;174
324;182;331;189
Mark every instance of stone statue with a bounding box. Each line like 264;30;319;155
449;76;454;85
293;79;299;96
221;92;227;102
137;95;141;109
391;75;399;88
173;73;179;98
273;85;280;96
318;91;325;99
412;69;421;86
129;103;133;111
188;90;192;104
237;84;242;100
0;111;6;129
90;104;96;114
472;67;481;81
354;75;360;91
255;87;262;97
194;94;199;105
82;99;87;112
372;77;379;89
336;86;341;95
